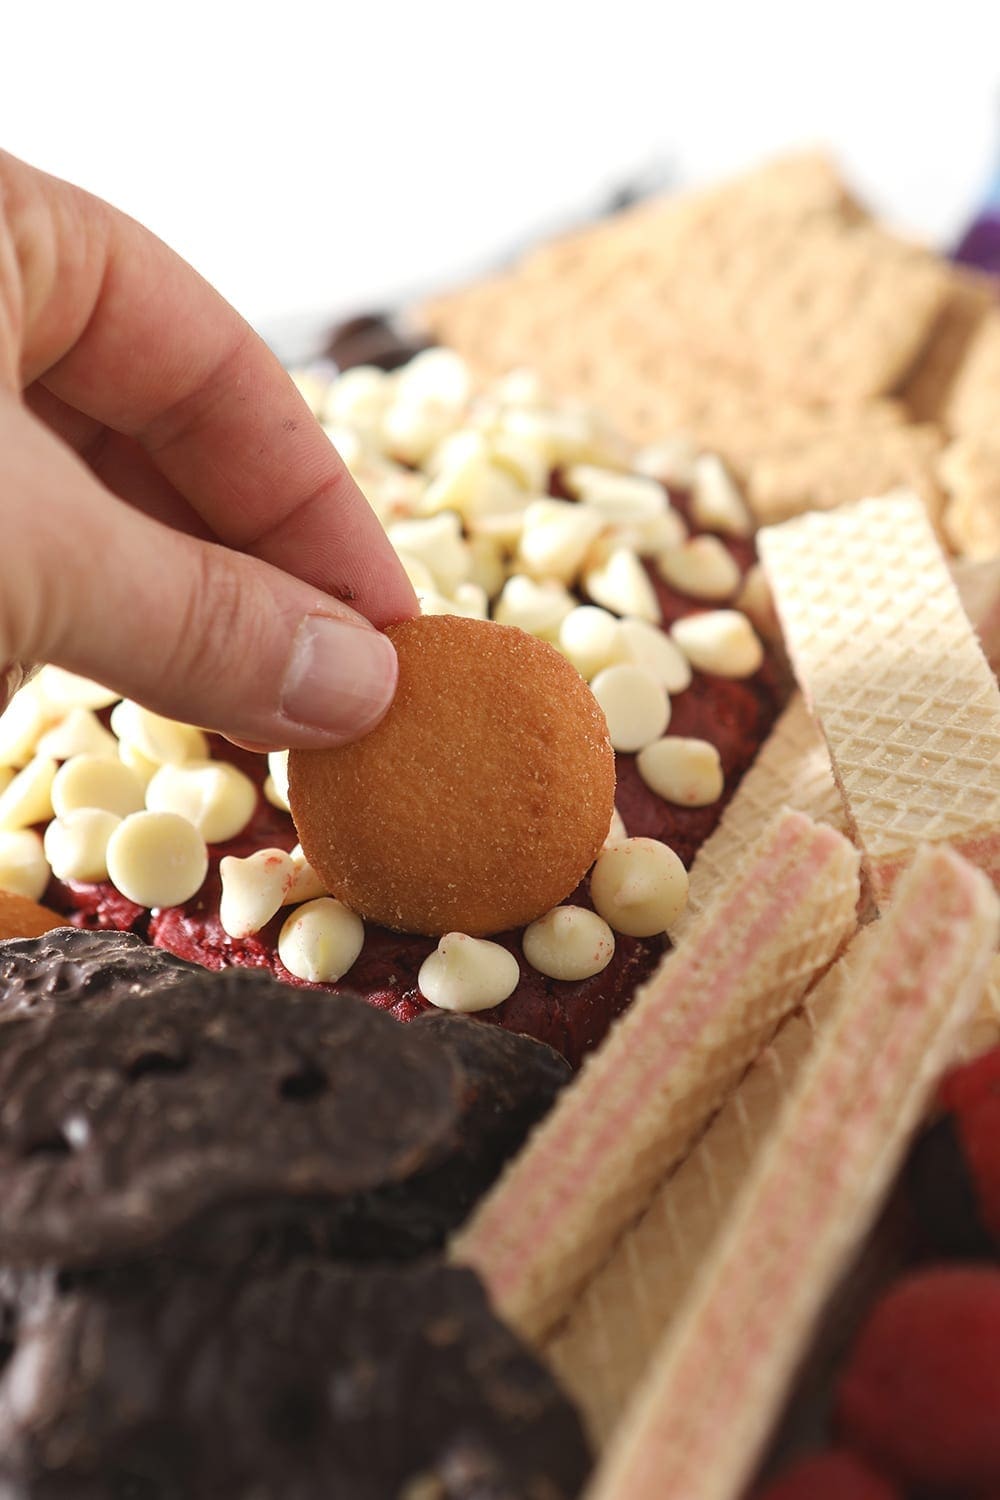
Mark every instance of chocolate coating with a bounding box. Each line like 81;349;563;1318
0;927;201;1024
0;1260;591;1499
0;961;568;1268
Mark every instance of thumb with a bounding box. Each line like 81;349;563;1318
4;398;400;747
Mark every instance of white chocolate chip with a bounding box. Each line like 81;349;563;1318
320;422;365;472
277;897;364;983
33;667;119;712
395;348;472;411
219;848;296;939
590;664;670;753
634;436;699;488
517;500;605;586
671;610;765;679
0;757;57;831
387;513;471;598
522;906;615;982
637;737;725;807
145;760;257;844
36;708;119;761
690;454;753;537
610;508;688;557
583;545;661;623
381;395;459;466
266;751;290;812
615;618;693;693
117;740;160;791
320;365;391;433
558;606;621;680
285;845;327;904
0;829;50;900
488;432;549;493
0;768;12;797
493;575;575;641
418;932;520;1013
52;755;145;820
656;536;741;602
393;548;438;596
43;808;121;882
106;811;208;908
603;807;629;849
466;536;507;601
563;465;669;523
590;837;689;937
109;702;209;766
0;688;52;769
735;562;781;643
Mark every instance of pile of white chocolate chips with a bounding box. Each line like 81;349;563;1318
0;351;774;1012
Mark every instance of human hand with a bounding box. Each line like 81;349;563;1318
0;151;418;747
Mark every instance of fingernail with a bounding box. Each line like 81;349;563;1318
281;616;397;740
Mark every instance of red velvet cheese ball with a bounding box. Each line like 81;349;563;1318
837;1266;1000;1491
753;1450;899;1500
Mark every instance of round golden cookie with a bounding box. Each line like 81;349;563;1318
288;615;616;937
0;891;66;942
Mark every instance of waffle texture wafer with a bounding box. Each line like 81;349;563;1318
668;695;846;945
585;845;1000;1500
759;492;1000;907
545;926;879;1447
449;809;860;1342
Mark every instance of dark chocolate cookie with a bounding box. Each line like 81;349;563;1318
0;928;201;1024
0;1260;590;1499
0;968;565;1268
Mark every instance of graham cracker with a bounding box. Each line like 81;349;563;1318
449;810;860;1343
745;422;945;529
584;846;999;1500
758;492;1000;907
902;267;998;423
946;307;1000;439
940;436;1000;559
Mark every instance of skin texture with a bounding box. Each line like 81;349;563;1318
0;150;418;746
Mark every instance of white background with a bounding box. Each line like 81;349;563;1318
4;0;1000;340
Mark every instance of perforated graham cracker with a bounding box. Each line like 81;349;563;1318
946;308;1000;440
745;423;945;530
545;926;878;1448
448;809;859;1343
585;846;1000;1500
941;436;1000;560
902;267;998;423
758;492;1000;907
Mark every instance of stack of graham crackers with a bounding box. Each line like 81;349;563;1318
418;153;1000;558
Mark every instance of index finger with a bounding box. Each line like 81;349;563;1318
2;149;418;629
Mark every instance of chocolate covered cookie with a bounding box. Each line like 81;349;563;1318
0;963;568;1268
0;927;201;1024
0;1260;591;1499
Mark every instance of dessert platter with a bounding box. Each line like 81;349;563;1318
0;152;998;1496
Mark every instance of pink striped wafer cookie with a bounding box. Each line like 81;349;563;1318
759;492;1000;908
449;808;859;1341
585;844;999;1500
545;925;880;1446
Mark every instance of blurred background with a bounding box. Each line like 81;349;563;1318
4;0;1000;337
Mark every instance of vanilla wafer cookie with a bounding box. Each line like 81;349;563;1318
449;809;860;1342
586;845;1000;1500
759;492;1000;907
668;695;846;945
545;925;879;1447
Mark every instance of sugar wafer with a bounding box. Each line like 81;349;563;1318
545;926;879;1447
759;492;1000;907
449;808;860;1341
585;844;999;1500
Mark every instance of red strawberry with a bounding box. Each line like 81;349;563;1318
753;1450;900;1499
836;1266;1000;1491
908;1046;1000;1257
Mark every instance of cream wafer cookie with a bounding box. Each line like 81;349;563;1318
759;491;1000;908
449;808;860;1342
545;925;879;1447
668;694;846;945
585;844;1000;1500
